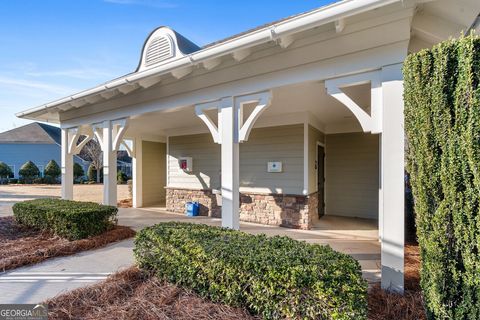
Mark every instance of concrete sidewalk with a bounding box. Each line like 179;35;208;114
0;207;380;304
0;240;134;304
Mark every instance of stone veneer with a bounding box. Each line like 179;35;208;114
166;187;319;229
166;187;221;218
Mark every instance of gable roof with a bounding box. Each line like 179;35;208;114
0;122;61;144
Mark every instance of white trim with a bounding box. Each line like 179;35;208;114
61;128;73;200
132;137;143;208
59;41;408;128
166;136;170;187
303;123;308;195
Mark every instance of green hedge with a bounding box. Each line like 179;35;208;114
134;222;367;320
13;199;118;240
404;34;480;319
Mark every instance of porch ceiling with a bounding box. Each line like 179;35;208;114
125;81;366;139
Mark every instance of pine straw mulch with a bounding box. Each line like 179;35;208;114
368;243;426;320
117;198;133;208
0;216;136;272
46;246;426;320
46;266;259;320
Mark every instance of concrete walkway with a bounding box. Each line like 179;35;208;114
0;207;380;304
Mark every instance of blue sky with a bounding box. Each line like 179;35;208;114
0;0;334;132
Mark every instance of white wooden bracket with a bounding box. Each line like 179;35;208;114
121;139;134;157
325;71;382;133
278;35;295;48
138;76;162;89
335;18;346;33
92;118;129;151
195;101;221;143
202;57;222;70
232;48;251;62
195;90;272;144
112;118;129;152
171;66;193;79
235;91;272;142
67;125;94;155
100;89;120;100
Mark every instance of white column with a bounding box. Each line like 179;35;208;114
132;137;143;208
102;120;117;206
219;97;240;230
61;128;73;200
380;63;404;293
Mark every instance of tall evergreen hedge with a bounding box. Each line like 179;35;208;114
403;34;480;319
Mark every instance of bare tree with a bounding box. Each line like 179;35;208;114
79;137;103;183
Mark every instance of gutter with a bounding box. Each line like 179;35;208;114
16;0;403;119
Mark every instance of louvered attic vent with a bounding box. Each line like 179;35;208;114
138;27;200;72
145;36;174;67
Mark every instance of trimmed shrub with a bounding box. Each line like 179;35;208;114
73;163;85;181
404;34;480;319
0;162;13;183
117;170;127;184
13;199;118;240
134;222;368;320
44;160;61;181
19;161;40;183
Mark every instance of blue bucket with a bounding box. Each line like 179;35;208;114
185;201;199;217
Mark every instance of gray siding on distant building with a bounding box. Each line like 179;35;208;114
0;143;87;178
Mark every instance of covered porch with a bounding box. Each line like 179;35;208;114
16;0;434;293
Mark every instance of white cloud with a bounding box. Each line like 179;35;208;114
0;76;77;96
104;0;177;8
26;68;116;80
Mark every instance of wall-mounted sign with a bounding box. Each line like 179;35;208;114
267;161;282;173
179;157;193;172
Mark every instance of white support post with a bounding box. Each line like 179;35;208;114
102;120;117;206
219;97;240;230
380;63;404;293
61;128;73;200
132;137;143;208
195;91;270;229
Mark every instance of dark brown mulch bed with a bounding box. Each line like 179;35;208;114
46;266;258;320
0;216;135;272
368;244;426;320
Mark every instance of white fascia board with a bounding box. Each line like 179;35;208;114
16;0;404;121
59;41;409;128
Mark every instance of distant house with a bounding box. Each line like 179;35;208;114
0;122;89;179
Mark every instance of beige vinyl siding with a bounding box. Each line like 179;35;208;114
325;133;379;219
240;124;304;194
167;124;304;194
142;141;166;206
308;125;325;193
168;134;221;189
